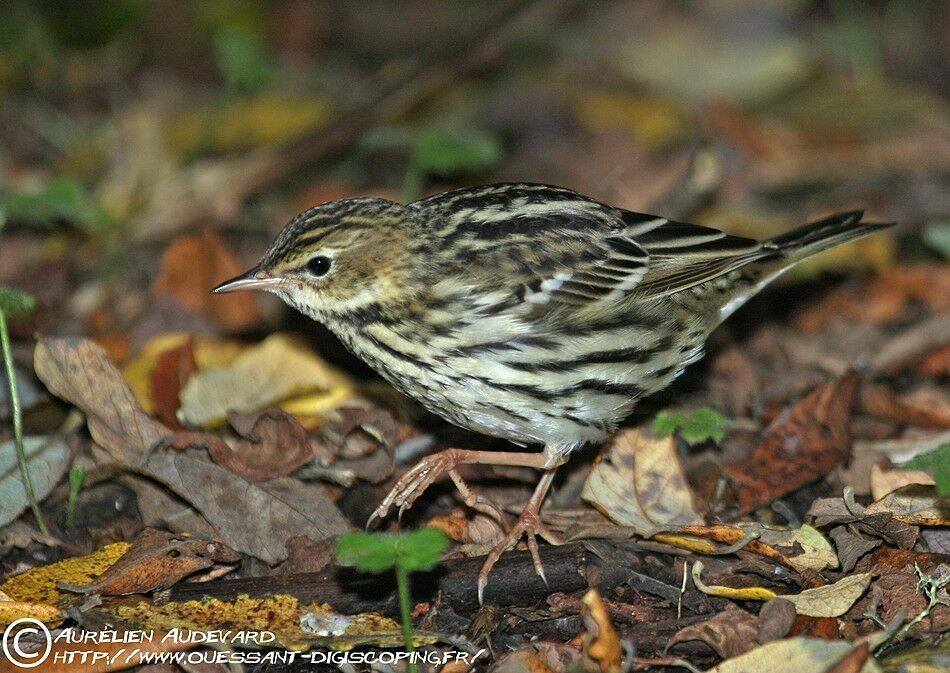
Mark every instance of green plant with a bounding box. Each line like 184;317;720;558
654;407;730;445
336;528;450;672
67;465;86;527
0;286;48;534
897;444;950;496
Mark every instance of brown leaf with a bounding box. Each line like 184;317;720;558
152;229;261;332
150;337;198;430
582;427;703;531
34;337;351;564
756;598;797;644
61;528;239;596
202;409;324;481
277;535;335;574
807;497;919;549
861;385;950;429
141;449;351;564
725;371;861;514
820;642;869;673
828;526;881;574
34;337;169;465
668;608;758;659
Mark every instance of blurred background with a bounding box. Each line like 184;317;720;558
0;0;947;356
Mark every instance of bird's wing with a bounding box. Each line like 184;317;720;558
414;183;773;309
619;211;775;299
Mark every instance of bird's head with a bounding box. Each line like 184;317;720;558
213;197;423;322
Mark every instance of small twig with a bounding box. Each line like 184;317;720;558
0;310;48;534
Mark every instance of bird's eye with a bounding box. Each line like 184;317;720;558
306;256;332;277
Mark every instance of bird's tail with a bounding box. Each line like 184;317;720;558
766;210;894;263
712;211;893;324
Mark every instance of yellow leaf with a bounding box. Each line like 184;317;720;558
575;93;689;149
691;561;778;602
580;589;622;673
167;94;334;156
177;333;353;428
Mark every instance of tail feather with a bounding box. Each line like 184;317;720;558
767;211;894;262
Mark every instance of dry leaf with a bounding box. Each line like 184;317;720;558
35;337;168;465
140;451;350;564
199;409;326;481
582;427;702;532
782;573;872;618
706;637;873;673
668;608;758;659
580;589;622;673
736;523;839;573
0;437;70;527
177;333;352;427
726;371;860;514
865;484;950;526
152;229;261;332
869;463;935;501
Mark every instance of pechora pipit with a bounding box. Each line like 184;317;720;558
214;182;891;600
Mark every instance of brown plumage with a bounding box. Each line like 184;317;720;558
214;182;892;600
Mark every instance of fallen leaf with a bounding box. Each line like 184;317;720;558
34;336;351;563
582;427;702;532
807;496;920;549
870;463;935;501
152;229;261;332
580;589;622;673
861;386;950;429
141;450;351;564
118;593;434;651
35;337;167;465
668;608;758;659
59;528;240;596
705;637;866;673
0;436;70;527
198;408;325;481
736;523;838;573
150;336;198;430
865;484;950;526
123;332;246;415
177;333;352;428
492;648;558;673
756;598;797;644
691;561;778;602
782;573;872;618
726;371;860;514
822;642;870;673
829;526;882;574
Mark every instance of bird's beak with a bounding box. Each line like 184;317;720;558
212;266;283;294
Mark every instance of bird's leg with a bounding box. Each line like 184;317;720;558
477;469;562;604
368;448;555;527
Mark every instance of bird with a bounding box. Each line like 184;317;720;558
213;182;891;601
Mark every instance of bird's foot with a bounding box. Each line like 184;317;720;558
477;487;563;604
368;448;507;528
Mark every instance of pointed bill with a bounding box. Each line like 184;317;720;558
212;267;282;293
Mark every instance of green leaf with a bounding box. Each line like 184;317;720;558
336;531;400;572
0;177;110;231
213;24;276;93
922;220;950;260
395;528;451;572
654;407;729;446
0;287;36;315
899;444;950;496
336;528;450;574
411;128;502;177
